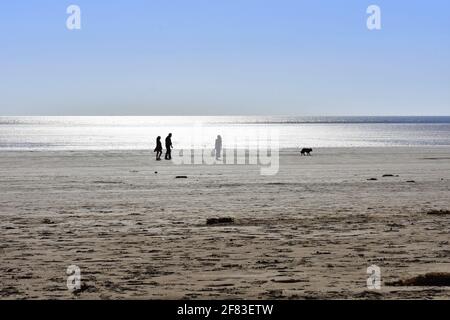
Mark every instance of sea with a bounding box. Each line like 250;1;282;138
0;116;449;151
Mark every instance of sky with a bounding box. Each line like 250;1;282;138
0;0;449;116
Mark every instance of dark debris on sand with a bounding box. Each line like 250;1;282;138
427;209;450;216
206;217;235;225
42;218;55;224
72;282;98;295
0;286;22;297
386;273;450;287
354;290;383;300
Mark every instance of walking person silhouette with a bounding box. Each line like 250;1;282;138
165;133;173;160
154;136;162;160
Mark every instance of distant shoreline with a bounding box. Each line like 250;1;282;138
1;115;450;125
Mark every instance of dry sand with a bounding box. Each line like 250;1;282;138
0;147;449;299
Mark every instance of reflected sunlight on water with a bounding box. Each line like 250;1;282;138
1;116;449;150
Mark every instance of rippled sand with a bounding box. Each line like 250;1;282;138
0;147;449;299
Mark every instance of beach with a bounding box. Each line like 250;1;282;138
0;147;449;299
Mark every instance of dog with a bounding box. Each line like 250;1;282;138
300;148;313;156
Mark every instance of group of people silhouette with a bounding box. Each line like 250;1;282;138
153;134;222;161
154;133;172;161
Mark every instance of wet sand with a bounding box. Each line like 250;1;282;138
0;147;449;299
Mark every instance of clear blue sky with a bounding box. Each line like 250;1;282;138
0;0;449;115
